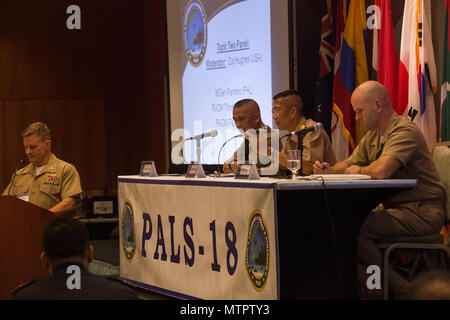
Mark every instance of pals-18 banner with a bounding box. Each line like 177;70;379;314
118;177;279;299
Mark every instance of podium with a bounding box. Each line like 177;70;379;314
0;196;55;299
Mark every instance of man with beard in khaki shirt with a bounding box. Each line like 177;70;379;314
273;90;336;175
2;122;82;215
313;81;446;299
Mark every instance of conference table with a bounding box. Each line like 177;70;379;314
117;174;416;299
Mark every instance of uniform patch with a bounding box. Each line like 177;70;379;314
183;0;207;67
44;174;60;185
246;211;270;291
121;200;136;262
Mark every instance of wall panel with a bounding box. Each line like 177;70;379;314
1;100;107;194
0;0;168;196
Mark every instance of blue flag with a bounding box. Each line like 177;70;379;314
314;0;335;138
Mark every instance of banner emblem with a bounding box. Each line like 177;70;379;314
121;200;136;261
246;211;270;291
183;0;208;67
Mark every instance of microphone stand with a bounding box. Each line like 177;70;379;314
8;160;25;195
195;137;202;164
244;138;250;163
217;134;242;175
296;133;304;176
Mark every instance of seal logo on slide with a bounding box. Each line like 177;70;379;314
121;200;136;262
246;211;270;291
183;0;207;67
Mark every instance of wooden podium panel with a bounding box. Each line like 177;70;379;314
0;196;55;299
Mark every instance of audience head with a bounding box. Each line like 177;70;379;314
41;217;93;273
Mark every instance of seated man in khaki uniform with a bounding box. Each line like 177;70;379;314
272;89;336;175
223;99;274;174
2;122;82;215
313;81;446;299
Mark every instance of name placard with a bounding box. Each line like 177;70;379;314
139;161;158;177
185;162;206;178
235;164;260;180
93;200;114;215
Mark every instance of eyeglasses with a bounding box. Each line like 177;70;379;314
271;107;282;115
271;105;294;116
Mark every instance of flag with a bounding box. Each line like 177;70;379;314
331;0;350;161
397;0;437;152
314;0;335;138
441;0;450;142
371;0;380;80
373;0;398;108
331;0;369;161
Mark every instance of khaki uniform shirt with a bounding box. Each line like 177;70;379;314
281;117;337;165
346;113;445;209
228;125;273;168
2;154;82;210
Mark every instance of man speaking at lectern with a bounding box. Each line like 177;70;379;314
2;122;82;215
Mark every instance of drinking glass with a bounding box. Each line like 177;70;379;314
287;150;301;181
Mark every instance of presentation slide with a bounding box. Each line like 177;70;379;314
167;0;290;165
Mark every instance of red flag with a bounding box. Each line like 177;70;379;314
331;0;369;161
397;0;437;151
377;0;398;109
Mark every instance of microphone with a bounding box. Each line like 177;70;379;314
286;123;324;138
185;129;218;141
8;160;25;196
243;128;259;162
244;138;250;162
217;129;261;175
217;133;243;175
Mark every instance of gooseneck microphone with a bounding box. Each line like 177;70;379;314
281;122;324;140
278;123;323;176
290;122;323;137
8;160;25;196
216;129;260;175
185;129;219;141
181;129;219;164
217;134;243;175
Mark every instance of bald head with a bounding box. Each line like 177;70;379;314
352;81;392;110
234;99;260;114
351;81;394;133
232;99;263;132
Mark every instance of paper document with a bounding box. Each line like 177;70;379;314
308;174;371;181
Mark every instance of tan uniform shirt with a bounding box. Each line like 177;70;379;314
2;154;82;210
281;117;337;165
228;125;273;168
346;113;445;209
